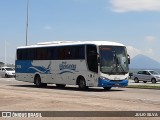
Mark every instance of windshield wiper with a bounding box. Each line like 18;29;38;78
108;51;126;75
119;64;126;74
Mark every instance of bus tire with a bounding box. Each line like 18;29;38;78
42;83;47;87
56;84;66;88
103;87;112;91
78;77;88;90
34;75;42;87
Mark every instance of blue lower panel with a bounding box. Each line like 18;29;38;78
98;78;128;87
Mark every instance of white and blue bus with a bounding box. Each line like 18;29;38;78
15;41;130;90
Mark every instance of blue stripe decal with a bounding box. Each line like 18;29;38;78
16;60;51;74
59;71;74;74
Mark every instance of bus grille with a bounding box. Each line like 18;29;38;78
110;80;123;82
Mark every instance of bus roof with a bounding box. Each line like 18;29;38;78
17;41;125;49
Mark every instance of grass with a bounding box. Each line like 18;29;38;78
127;85;160;89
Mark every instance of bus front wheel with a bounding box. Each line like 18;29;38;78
103;87;112;91
56;84;66;88
78;78;88;90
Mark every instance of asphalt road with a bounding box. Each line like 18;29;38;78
0;78;160;120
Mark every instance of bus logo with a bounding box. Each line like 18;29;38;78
59;62;76;74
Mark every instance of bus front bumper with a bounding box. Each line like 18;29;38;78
98;78;128;87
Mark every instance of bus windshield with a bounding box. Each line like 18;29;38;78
99;46;129;75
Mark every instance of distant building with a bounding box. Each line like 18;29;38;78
0;62;5;67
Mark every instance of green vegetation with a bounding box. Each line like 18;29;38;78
127;85;160;89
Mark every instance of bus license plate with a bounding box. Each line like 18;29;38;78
115;83;119;86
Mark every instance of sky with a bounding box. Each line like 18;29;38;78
0;0;160;64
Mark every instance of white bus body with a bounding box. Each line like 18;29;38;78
15;41;130;90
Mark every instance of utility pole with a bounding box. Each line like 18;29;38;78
5;40;6;66
26;0;29;46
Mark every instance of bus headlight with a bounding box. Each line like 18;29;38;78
99;76;109;80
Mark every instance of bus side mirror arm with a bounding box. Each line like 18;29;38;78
96;53;100;64
127;54;130;64
97;56;100;65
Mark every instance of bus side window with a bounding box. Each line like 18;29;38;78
58;47;63;60
37;48;41;60
53;48;58;60
17;49;22;60
27;49;35;60
78;46;85;59
69;45;85;60
22;49;27;60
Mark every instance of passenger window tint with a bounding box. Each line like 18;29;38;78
17;45;85;60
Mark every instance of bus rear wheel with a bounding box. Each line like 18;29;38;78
35;75;42;87
35;75;47;87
